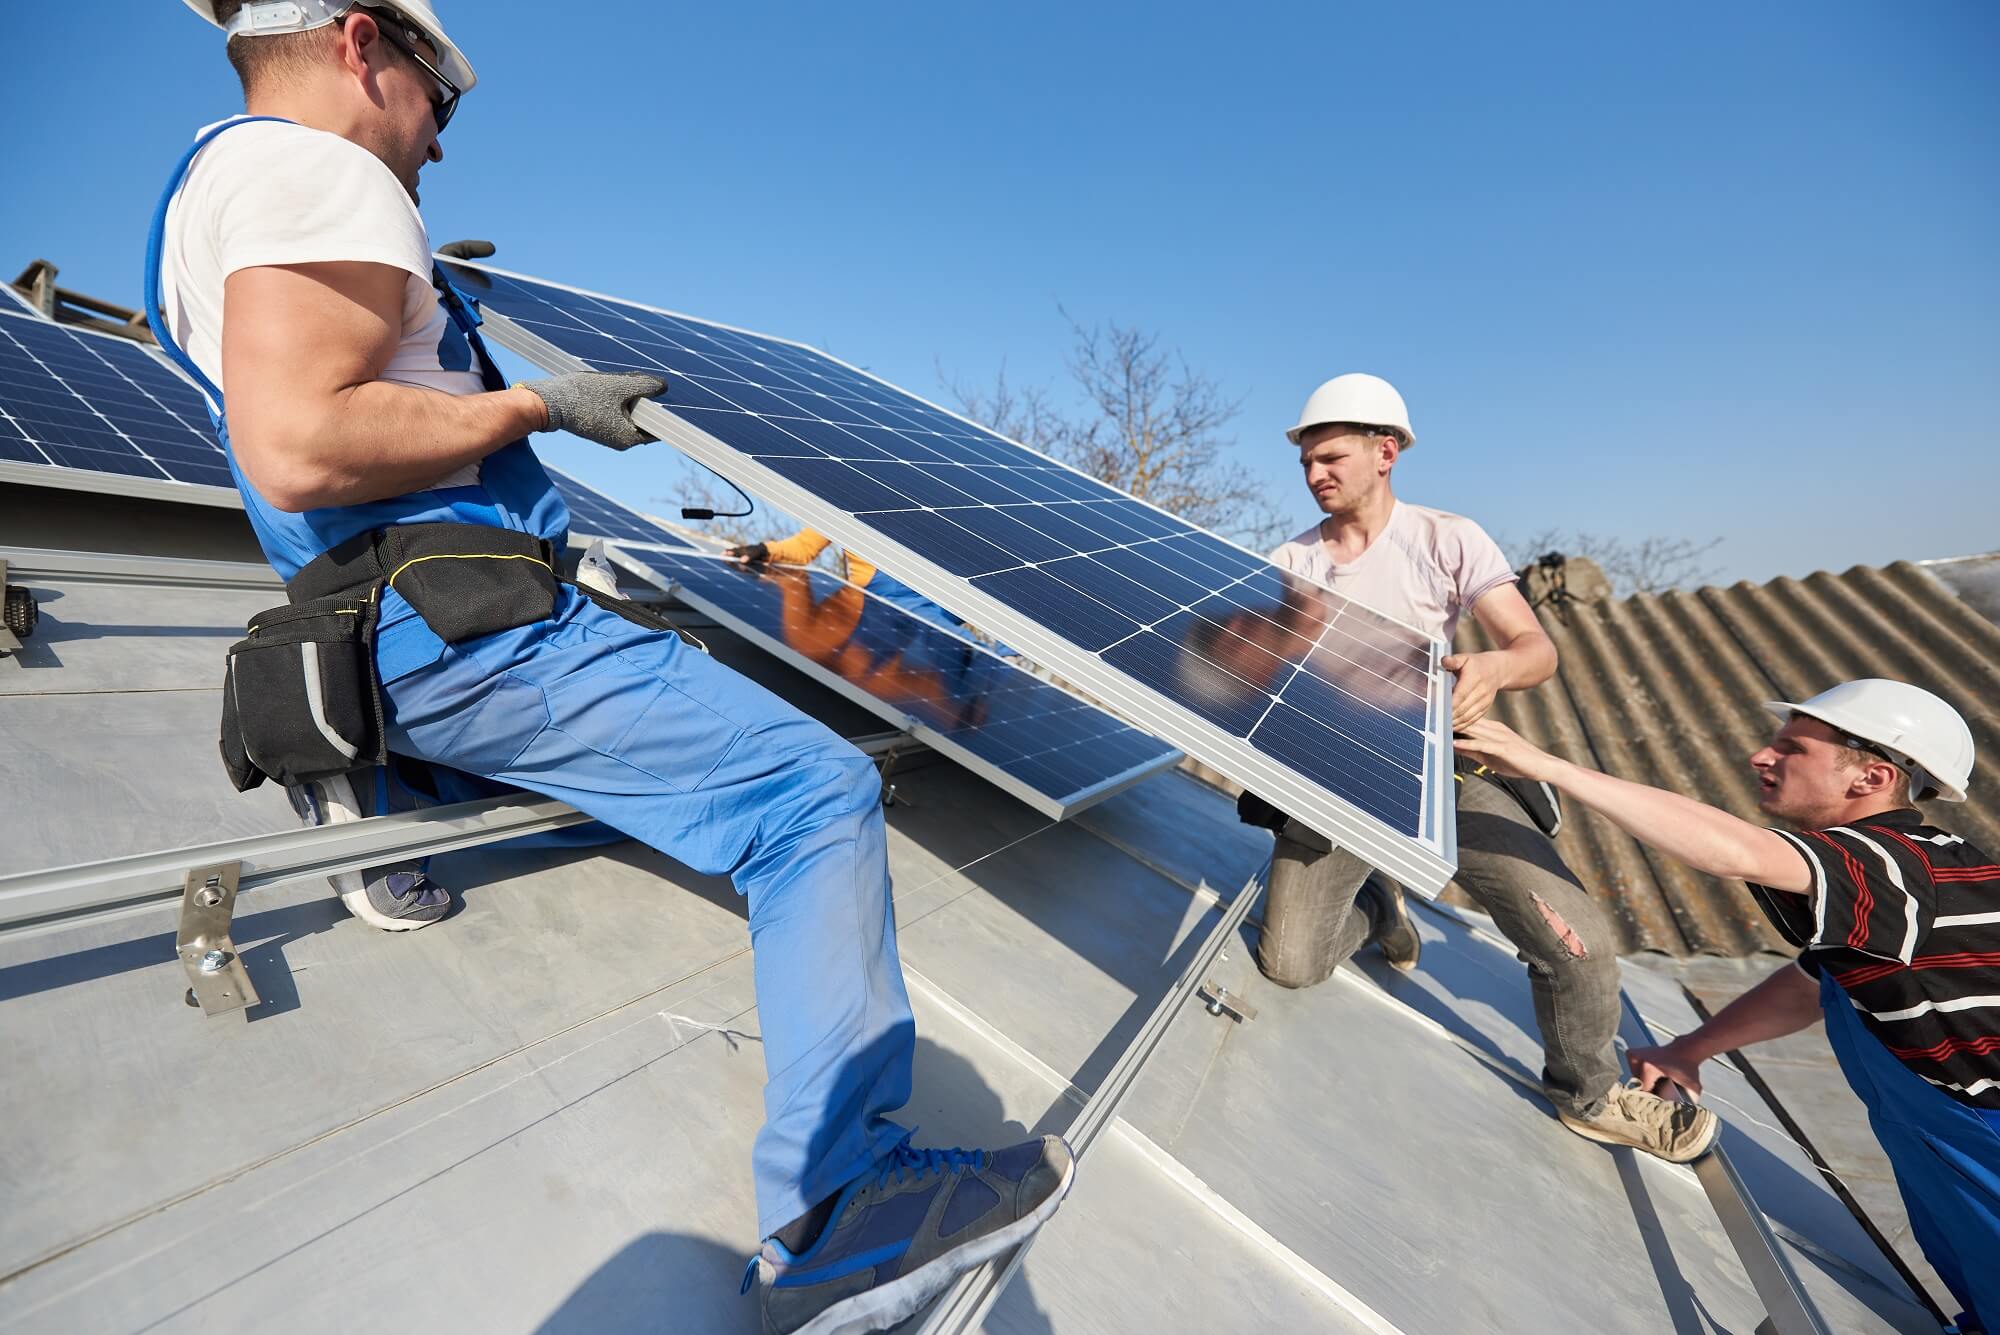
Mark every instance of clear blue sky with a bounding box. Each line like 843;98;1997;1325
4;2;1994;584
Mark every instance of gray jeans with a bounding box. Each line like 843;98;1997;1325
1254;773;1624;1118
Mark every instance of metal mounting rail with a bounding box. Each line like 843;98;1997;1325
1621;996;1833;1335
0;545;281;592
0;793;592;937
0;732;919;941
914;860;1271;1335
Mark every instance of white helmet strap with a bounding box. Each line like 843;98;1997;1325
224;0;354;39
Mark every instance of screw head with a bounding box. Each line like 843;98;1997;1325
199;948;228;973
194;888;223;908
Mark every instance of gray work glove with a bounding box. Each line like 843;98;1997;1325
520;371;666;450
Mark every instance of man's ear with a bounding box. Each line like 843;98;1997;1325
334;9;385;85
1854;759;1901;797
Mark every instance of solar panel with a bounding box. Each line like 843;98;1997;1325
0;308;233;490
442;260;1457;892
610;545;1179;818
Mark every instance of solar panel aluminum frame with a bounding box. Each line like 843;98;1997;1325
456;263;1459;895
601;542;1181;822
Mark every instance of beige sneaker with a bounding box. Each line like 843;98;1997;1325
1558;1079;1721;1163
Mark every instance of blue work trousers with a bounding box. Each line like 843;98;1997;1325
380;585;916;1238
1822;976;2000;1332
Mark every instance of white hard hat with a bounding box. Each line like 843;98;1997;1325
1765;678;1976;803
1286;373;1415;447
181;0;476;93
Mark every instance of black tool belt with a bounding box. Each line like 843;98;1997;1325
219;522;686;794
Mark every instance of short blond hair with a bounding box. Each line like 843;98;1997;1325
214;1;348;95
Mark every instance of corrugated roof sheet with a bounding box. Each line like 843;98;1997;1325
1456;556;2000;957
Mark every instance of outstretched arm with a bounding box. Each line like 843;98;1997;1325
1627;961;1821;1100
1453;717;1811;893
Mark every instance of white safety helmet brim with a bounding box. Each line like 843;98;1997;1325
182;0;476;93
1764;678;1975;803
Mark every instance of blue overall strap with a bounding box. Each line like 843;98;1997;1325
143;115;297;410
432;266;511;395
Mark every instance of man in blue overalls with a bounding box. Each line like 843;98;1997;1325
157;5;1072;1330
1456;681;1998;1333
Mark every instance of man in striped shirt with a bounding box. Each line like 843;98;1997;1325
1455;679;1996;1333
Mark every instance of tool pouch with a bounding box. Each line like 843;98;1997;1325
371;523;560;642
220;589;386;792
1455;755;1564;839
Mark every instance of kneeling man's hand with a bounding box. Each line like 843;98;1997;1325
1442;650;1508;727
521;371;668;450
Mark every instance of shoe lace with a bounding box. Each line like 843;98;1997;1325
384;871;448;910
1617;1079;1700;1137
870;1127;987;1189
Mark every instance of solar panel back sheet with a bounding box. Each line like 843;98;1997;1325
610;545;1180;819
443;260;1458;892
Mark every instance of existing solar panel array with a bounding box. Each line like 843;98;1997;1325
445;260;1456;891
0;304;695;554
0;308;232;489
612;545;1179;818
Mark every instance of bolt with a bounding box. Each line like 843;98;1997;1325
194;888;223;908
199;948;228;974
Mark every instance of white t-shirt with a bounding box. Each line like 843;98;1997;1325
1268;500;1516;642
159;117;483;486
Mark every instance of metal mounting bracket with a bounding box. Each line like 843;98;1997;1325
0;559;21;654
1197;979;1257;1023
176;862;260;1017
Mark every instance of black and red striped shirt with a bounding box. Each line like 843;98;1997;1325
1749;807;2000;1109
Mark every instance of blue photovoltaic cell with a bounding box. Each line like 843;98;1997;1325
617;546;1178;812
0;309;233;488
445;262;1443;853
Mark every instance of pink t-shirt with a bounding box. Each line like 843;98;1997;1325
1268;501;1516;642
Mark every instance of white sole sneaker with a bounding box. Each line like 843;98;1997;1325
290;774;445;932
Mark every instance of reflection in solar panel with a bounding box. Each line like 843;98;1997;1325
0;309;232;489
611;546;1179;819
443;260;1456;892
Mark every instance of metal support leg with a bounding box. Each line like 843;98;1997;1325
176;862;260;1017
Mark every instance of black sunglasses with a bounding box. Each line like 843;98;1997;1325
367;8;460;134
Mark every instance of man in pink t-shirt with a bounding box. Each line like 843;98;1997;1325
1240;373;1720;1163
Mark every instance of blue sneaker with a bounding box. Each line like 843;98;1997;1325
286;769;450;932
744;1133;1076;1335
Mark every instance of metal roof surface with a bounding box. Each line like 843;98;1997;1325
0;544;1939;1333
1454;555;2000;958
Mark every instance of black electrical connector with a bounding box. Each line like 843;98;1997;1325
680;465;756;521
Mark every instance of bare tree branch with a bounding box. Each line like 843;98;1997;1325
1505;529;1725;597
945;312;1290;552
